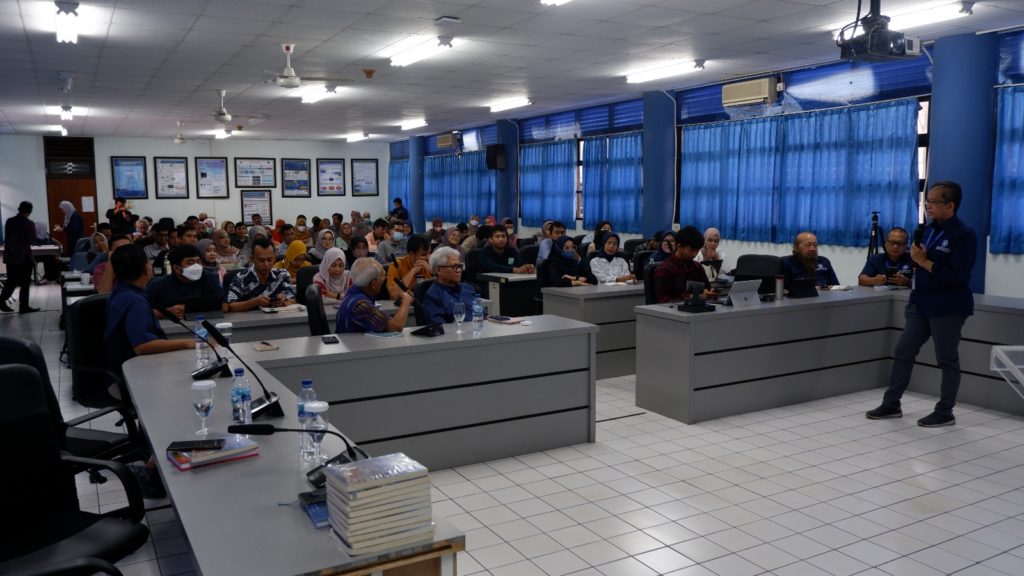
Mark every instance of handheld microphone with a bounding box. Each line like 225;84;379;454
913;223;925;247
227;424;365;488
202;320;284;419
154;304;232;379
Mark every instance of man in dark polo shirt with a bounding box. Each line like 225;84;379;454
146;244;223;319
780;231;839;290
858;227;914;287
867;181;977;427
652;225;715;303
479;227;534;274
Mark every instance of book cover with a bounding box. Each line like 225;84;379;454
325;453;427;491
166;435;258;471
302;500;330;529
334;524;435;556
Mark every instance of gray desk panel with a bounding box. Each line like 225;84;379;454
596;321;636;352
912;339;1005;380
543;285;644;325
596;349;636;379
909;369;1024;413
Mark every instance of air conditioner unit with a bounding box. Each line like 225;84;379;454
722;77;778;107
436;133;458;148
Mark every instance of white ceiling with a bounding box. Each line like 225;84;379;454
1;0;1023;143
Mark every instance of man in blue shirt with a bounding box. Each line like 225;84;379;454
867;181;977;427
780;231;839;290
226;237;296;311
858;227;914;288
421;247;478;324
146;244;223;319
389;198;410;223
479;228;534;274
336;257;411;333
535;221;567;265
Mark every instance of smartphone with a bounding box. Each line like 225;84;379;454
321;335;339;344
252;341;279;351
167;439;225;452
488;315;512;322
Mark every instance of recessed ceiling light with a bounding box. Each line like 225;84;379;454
388;36;461;67
541;0;574;5
213;128;232;139
828;1;972;40
625;59;707;84
60;105;74;121
296;85;338;104
343;132;368;142
489;97;532;113
55;1;80;44
400;119;428;131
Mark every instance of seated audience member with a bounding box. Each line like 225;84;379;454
421;247;478;324
646;230;677;266
211;229;239;267
251;213;265;228
336;257;411;333
133;218;151;243
365;218;389;252
276;224;297;255
536;220;568;264
274;240;310;283
375;221;408;265
307;229;335;265
94;234;132;292
500;217;519;251
438;228;466;262
221;220;235;236
480;227;535;274
197;238;226;283
694;227;729;277
335;222;354;251
226;237;295;311
467;214;481;237
313;248;350;301
330;213;344;235
351;211;370;239
83;233;109;274
178;224;198;246
146;244;224;318
455;222;469;240
237;224;268;267
231;221;248;250
583;221;613;254
483;215;497;227
536;220;553;243
346;237;370;269
390;198;410;222
653;225;716;303
386;235;432;300
780;231;839;290
144;223;170;262
589;232;635;283
97;222;113;240
295;215;312;245
543;236;591;287
859;227;913;287
427;218;446;246
461;224;491;253
271;219;285;244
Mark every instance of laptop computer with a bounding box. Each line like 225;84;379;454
183;294;225;320
788;277;819;299
722;279;761;308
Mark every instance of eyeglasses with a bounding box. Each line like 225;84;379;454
438;264;465;271
924;198;951;206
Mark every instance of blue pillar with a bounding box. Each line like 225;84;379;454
495;119;519;224
928;33;997;294
642;91;677;238
408;136;425;232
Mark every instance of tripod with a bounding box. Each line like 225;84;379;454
867;211;880;259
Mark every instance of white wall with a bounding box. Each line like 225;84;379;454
0;135;48;230
92;137;391;227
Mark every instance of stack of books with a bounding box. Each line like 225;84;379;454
325;453;433;555
166;436;259;471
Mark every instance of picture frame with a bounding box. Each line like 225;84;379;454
195;157;229;199
350;158;379;197
153;157;189;199
316;158;345;196
234;157;276;188
281;158;312;198
110;156;148;199
240;189;272;225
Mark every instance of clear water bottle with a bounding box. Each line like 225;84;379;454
194;315;210;367
230;368;252;425
472;297;484;334
297;379;317;460
215;322;233;346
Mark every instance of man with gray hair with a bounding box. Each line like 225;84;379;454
421;247;478;325
336;257;411;333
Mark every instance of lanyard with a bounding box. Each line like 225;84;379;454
923;227;944;250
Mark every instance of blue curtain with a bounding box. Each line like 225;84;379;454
679;117;780;242
519;140;577;227
423;152;495;223
992;85;1024;254
777;99;919;246
582;132;643;233
424;155;458;222
387;159;409;208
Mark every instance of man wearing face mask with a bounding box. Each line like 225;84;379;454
375;220;407;264
146;244;224;319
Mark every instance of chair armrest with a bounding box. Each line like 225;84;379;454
61;454;145;523
64;406;120;428
4;556;122;576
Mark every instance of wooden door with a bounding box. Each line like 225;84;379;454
47;178;98;254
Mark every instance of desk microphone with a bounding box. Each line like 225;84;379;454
202;320;284;419
227;424;365;488
154;305;232;380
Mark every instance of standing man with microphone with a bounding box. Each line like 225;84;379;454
867;182;977;427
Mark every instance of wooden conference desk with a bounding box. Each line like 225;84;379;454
635;287;1024;424
122;353;465;576
542;283;645;379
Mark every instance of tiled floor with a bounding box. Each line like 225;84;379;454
7;284;1024;575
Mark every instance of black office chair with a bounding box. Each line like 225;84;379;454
518;236;537;249
623;238;645;258
733;254;782;293
573;234;586;247
412;279;436;326
520;244;539;266
464;249;485;294
0;364;149;575
633;250;654;278
295;266;319;305
67;295;128;409
305;285;330;337
643;262;660;304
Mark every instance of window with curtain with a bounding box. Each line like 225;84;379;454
519;140;577;227
582;132;643;233
423;152;495;223
992;85;1024;254
387;159;409;208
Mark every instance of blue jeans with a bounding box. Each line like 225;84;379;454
883;302;966;416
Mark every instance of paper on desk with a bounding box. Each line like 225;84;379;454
829;285;852;291
259;304;305;313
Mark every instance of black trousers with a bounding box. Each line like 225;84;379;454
0;261;32;310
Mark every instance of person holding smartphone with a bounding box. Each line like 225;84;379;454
858;227;914;287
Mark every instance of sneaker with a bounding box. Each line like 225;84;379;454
918;412;955;428
866;405;902;419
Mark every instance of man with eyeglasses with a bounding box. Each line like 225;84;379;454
421;247;479;324
867;181;977;428
858;227;914;287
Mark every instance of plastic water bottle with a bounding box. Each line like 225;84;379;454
230;368;252;425
297;380;317;460
194;315;210;367
215;322;233;346
472;297;484;334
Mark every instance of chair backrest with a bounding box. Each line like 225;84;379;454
0;336;65;445
464;248;483;285
520;244;539;266
412;279;436;326
67;293;117;408
518;236;537;249
623;238;645;258
573;234;586;247
733;254;782;293
633;250;654;278
535;258;554;289
295;266;319;305
68;251;89;272
222;268;243;295
643;262;660;304
305;285;330;336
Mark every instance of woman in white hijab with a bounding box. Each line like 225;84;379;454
311;247;350;302
56;200;85;255
694;227;730;280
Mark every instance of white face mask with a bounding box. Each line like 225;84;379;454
182;263;204;281
297;226;307;232
470;220;479;226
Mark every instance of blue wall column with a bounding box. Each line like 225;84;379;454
408;136;425;232
928;33;997;294
495;119;519;223
642;91;677;238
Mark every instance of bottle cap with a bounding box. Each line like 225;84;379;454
234;368;244;376
302;379;313;388
215;322;232;331
305;401;328;413
197;315;205;321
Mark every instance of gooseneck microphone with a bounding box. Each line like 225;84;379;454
154;304;232;379
227;423;366;488
202;320;284;419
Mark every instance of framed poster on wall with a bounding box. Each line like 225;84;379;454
240;189;272;225
316;158;345;196
195;157;229;198
154;157;189;199
111;156;148;199
281;158;311;198
351;158;379;197
234;157;276;187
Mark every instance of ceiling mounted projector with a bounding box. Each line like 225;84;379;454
837;0;922;61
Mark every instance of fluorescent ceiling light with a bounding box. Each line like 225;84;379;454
489;97;531;113
55;1;79;44
400;119;428;131
625;59;706;84
389;36;460;67
827;1;972;39
343;132;368;142
214;128;231;139
49;124;68;136
296;85;338;104
60;105;73;121
541;0;574;5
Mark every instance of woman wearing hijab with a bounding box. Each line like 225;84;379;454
694;227;729;278
82;233;109;274
210;229;239;268
585;221;614;255
589;232;635;283
312;247;350;302
541;236;591;287
436;227;466;262
274;240;309;283
646;230;677;267
197;238;226;283
335;222;354;251
271;219;286;244
307;229;335;265
57;200;84;256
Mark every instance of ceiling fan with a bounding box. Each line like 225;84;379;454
263;43;350;89
173;120;185;144
211;89;266;125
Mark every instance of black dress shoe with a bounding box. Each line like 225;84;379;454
19;306;41;314
918;412;955;427
866;405;902;419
